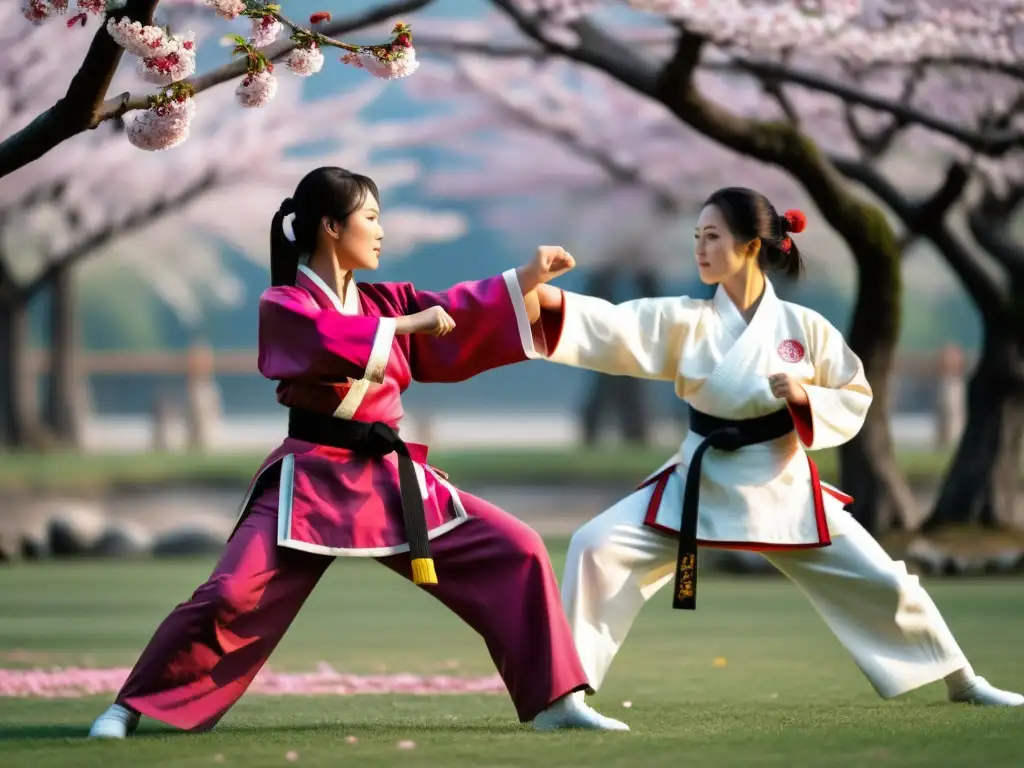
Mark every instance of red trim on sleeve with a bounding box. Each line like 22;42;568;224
788;402;814;446
534;297;566;357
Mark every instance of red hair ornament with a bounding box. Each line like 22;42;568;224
783;209;807;233
780;208;806;253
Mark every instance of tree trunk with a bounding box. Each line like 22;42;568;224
0;298;41;448
838;257;918;533
43;265;86;447
923;328;1024;531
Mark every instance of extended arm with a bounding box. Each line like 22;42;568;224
540;289;693;381
404;268;564;383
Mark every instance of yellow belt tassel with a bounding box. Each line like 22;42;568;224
410;557;438;586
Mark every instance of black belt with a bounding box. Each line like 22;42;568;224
672;406;795;610
287;408;437;586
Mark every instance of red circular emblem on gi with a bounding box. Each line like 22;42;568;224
777;339;805;363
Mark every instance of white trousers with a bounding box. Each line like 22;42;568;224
562;485;969;699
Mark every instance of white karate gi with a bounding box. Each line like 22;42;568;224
543;279;969;699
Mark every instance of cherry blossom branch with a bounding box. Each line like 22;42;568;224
98;0;430;125
0;0;158;179
1;0;429;171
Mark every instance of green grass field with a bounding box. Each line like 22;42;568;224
0;446;992;495
1;539;1022;766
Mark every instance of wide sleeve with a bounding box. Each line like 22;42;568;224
788;313;873;451
402;268;564;383
543;291;693;381
256;286;395;384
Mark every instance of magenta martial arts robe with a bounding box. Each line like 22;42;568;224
236;263;562;558
115;263;587;732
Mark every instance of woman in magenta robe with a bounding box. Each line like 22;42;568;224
88;167;629;738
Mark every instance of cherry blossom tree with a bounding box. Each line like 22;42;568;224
411;1;1024;532
2;0;427;177
821;92;1024;530
0;14;469;449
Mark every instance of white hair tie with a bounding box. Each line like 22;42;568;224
282;212;297;243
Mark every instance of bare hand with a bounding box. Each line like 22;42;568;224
533;245;576;282
768;373;808;405
410;305;456;337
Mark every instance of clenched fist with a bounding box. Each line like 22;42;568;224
516;245;577;295
768;372;808;405
533;245;576;281
396;305;456;337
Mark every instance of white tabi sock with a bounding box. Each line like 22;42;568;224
944;664;977;696
946;665;1023;706
532;690;630;731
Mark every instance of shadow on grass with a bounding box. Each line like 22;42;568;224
0;719;526;743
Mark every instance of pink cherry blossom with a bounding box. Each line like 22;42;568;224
235;70;277;108
205;0;245;21
106;18;174;59
286;45;325;77
126;97;196;151
249;15;283;47
342;48;420;80
21;0;61;23
138;33;197;85
14;0;422;156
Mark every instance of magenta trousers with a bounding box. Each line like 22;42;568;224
116;488;588;731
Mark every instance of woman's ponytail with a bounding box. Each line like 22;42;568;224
269;197;300;287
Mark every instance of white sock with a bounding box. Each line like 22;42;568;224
945;664;977;695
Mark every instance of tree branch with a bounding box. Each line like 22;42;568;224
21;170;220;303
841;63;925;161
433;18;1023;158
0;0;158;180
0;0;433;180
832;156;1006;317
966;193;1024;282
760;77;801;128
489;0;658;96
410;35;546;59
713;58;1023;156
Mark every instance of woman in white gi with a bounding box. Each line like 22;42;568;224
521;186;1022;719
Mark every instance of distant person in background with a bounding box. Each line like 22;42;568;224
527;186;1023;723
88;166;628;738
